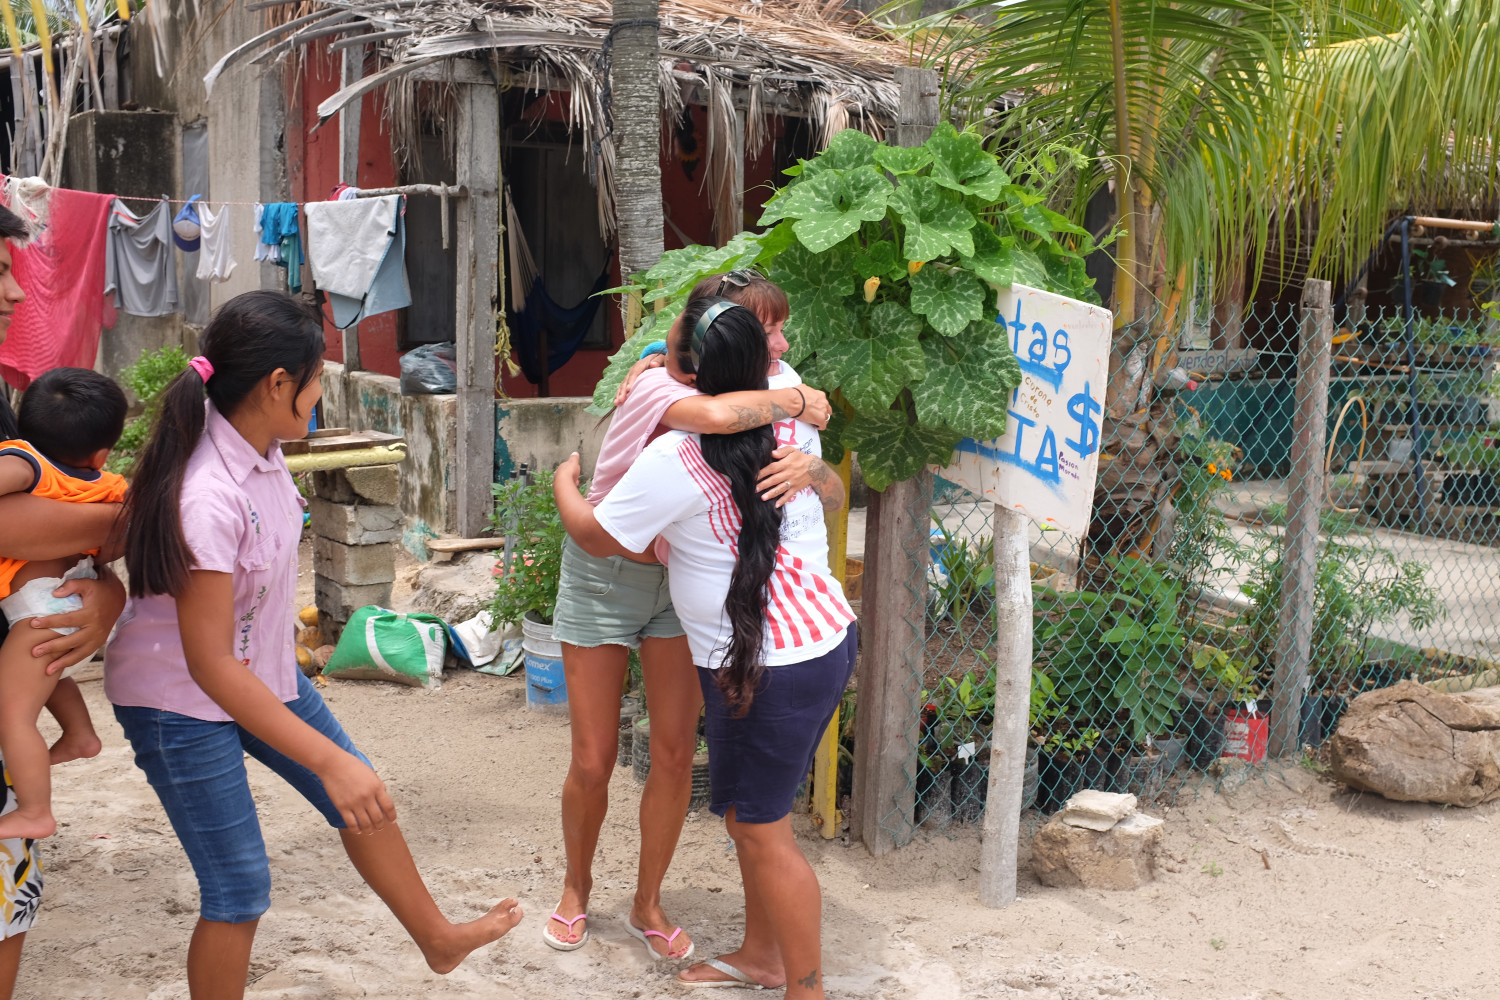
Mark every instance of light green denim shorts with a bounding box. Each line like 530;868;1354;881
551;536;685;648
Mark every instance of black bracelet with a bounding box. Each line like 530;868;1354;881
792;385;807;419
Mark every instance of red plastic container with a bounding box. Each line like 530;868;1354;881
1222;708;1268;763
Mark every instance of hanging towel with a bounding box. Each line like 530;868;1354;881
0;184;114;390
305;195;411;329
105;197;180;318
194;203;237;283
256;202;303;292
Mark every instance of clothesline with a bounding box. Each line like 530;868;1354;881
111;184;465;207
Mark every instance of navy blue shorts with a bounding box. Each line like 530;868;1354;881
698;625;857;824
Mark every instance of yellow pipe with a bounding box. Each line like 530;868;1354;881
116;0;130;21
811;449;853;839
72;0;88;32
284;443;407;474
27;0;52;82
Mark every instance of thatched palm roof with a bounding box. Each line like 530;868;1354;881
209;0;914;237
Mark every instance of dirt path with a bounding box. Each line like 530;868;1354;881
26;664;1495;1000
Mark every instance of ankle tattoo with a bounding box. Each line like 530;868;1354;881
797;969;821;989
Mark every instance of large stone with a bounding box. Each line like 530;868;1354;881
410;551;498;625
1328;680;1500;806
308;498;402;545
313;537;396;586
1031;811;1164;890
1055;790;1137;832
315;575;393;624
344;464;401;506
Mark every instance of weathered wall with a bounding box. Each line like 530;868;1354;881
320;362;458;548
495;398;608;484
62;110;197;396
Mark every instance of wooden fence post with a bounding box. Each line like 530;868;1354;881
454;80;500;537
979;505;1032;906
850;66;939;856
1269;278;1333;757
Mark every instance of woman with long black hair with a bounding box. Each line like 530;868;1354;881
554;296;855;997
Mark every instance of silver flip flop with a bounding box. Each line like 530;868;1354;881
677;957;766;990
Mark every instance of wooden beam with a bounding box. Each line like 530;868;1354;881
850;65;940;857
1270;278;1333;758
340;45;364;373
979;505;1031;907
454;79;501;536
716;105;745;246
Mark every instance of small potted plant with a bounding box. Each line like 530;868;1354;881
490;468;570;712
1035;726;1115;814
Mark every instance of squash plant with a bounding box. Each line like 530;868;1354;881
590;125;1103;492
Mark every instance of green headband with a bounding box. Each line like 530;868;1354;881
689;300;743;369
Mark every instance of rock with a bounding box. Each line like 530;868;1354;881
313;644;336;669
344;464;401;506
411;552;498;625
1056;790;1137;831
1208;756;1252;794
1031;810;1164;890
1328;680;1500;806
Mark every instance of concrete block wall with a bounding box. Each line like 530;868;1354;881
321;362;609;547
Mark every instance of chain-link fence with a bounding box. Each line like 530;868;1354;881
857;300;1500;837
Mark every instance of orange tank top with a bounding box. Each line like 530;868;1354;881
0;440;127;598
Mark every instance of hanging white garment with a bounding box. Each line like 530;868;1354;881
194;203;238;283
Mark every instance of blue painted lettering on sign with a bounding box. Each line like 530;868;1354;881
1003;301;1071;391
1065;381;1102;458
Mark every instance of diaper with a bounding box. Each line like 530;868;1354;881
0;557;97;637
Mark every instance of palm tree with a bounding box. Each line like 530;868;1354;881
903;1;1500;565
609;0;664;330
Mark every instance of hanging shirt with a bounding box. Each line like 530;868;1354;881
304;195;410;328
194;203;237;283
595;427;853;670
256;202;304;293
0;183;114;389
105;402;307;721
105;198;181;317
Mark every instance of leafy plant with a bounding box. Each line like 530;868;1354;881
1233;510;1445;685
929;518;995;622
591;125;1103;492
107;345;190;475
1033;558;1187;742
1190;645;1258;704
1041;727;1102;756
488;470;572;627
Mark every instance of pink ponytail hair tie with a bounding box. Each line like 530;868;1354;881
188;356;214;383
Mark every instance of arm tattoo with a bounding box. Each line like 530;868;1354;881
797;970;821;989
725;400;792;433
808;460;843;511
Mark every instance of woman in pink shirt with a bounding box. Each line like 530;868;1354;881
546;274;841;960
107;291;522;998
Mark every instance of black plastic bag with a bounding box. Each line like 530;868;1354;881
399;342;457;395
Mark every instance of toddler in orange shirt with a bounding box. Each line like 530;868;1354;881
0;367;127;840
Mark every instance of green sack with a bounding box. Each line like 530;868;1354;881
323;606;447;687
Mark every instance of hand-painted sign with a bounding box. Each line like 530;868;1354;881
932;283;1112;535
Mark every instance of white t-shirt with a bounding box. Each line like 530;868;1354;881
595;420;854;671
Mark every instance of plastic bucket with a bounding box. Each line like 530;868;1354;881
521;614;567;713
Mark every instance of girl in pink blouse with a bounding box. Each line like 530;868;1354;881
107;291;522;997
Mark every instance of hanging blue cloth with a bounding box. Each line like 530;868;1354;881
509;265;612;385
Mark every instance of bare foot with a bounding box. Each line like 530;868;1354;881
629;901;693;958
49;730;102;765
678;950;785;989
0;807;56;841
422;898;524;974
546;884;590;946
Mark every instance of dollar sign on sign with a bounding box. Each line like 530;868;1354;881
1065;383;1101;457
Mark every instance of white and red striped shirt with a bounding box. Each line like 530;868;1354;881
595;427;854;670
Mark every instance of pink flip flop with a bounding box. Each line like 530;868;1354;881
542;911;589;952
625;917;695;962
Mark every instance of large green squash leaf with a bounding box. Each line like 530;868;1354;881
926;123;1009;201
888;176;976;261
761;167;892;253
911;320;1023;440
811;302;926;412
841;405;963;492
769;241;856;367
908;265;987;336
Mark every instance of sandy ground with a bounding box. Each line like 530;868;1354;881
19;548;1500;999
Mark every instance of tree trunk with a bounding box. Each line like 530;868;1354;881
610;0;663;328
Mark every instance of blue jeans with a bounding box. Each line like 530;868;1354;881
113;672;372;923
